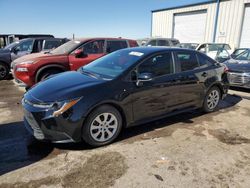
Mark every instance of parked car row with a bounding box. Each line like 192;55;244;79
0;37;69;80
136;38;250;89
0;35;248;147
13;37;138;89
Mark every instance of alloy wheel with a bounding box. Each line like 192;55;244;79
90;112;118;142
207;90;220;110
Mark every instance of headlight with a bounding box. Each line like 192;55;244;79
53;98;82;117
16;67;28;72
19;60;35;65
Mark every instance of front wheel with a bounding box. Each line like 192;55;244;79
203;86;221;113
39;69;62;82
82;105;123;147
0;62;9;80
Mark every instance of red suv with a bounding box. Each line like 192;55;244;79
13;38;138;88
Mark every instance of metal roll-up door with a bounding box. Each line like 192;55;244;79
240;5;250;48
173;10;207;43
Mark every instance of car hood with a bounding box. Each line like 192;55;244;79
0;48;10;55
224;59;250;73
13;52;46;63
25;71;105;103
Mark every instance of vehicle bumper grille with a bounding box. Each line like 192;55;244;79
228;72;250;88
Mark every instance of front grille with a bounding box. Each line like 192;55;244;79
228;72;250;85
24;109;45;140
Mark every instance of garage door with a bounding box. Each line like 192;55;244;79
173;10;207;43
240;5;250;48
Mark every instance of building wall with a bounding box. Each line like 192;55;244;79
152;0;250;49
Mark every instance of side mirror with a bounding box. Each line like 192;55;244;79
75;49;87;58
230;54;236;59
12;48;19;54
136;73;153;86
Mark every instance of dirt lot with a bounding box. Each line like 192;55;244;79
0;80;250;188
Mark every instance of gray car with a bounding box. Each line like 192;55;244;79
0;38;68;80
224;48;250;89
138;38;180;47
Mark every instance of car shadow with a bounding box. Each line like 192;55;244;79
0;122;54;175
56;94;242;149
0;94;242;175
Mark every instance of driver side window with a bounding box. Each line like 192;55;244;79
138;52;174;78
81;40;104;54
15;40;33;52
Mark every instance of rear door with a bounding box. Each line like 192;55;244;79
69;40;105;70
173;50;204;109
106;40;128;53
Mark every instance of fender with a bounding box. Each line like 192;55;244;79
82;99;133;128
35;63;68;83
0;54;11;68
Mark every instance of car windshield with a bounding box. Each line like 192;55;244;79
207;44;231;52
80;49;144;79
235;50;250;61
4;41;19;50
50;40;81;55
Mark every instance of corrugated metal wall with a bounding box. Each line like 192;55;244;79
152;0;250;49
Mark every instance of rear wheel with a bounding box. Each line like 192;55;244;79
0;62;9;80
203;86;221;113
82;105;122;147
39;69;62;81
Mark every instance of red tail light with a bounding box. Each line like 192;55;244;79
224;66;229;73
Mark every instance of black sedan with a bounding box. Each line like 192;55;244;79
22;47;229;146
224;48;250;88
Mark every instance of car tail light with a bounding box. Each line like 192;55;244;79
224;65;229;73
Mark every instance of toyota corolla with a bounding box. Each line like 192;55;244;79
22;47;229;146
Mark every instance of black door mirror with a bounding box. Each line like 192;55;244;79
75;49;87;58
230;54;237;59
12;48;19;54
136;73;153;86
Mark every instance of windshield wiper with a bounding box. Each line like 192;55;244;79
81;68;100;79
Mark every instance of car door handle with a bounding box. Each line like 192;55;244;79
201;72;207;77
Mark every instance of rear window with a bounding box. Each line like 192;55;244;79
171;40;180;46
147;40;157;46
158;40;170;46
128;40;138;47
43;40;61;50
176;51;199;72
106;40;128;53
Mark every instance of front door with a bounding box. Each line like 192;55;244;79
131;52;181;123
69;40;105;70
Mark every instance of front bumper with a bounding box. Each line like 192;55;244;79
227;72;250;89
13;67;35;88
22;99;85;143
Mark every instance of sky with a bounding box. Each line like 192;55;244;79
0;0;212;39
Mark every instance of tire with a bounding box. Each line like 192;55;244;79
82;105;123;147
0;62;9;80
202;86;221;113
38;69;62;81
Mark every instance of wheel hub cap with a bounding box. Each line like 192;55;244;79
90;113;118;142
207;90;219;110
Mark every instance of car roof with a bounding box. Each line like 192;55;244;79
74;37;136;42
120;46;196;55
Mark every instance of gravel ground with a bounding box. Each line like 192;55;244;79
0;80;250;188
